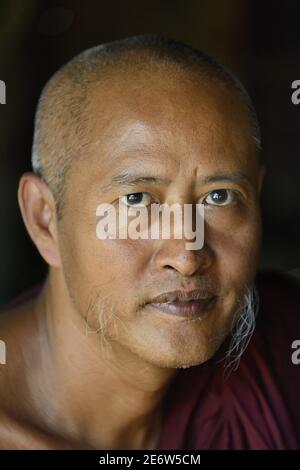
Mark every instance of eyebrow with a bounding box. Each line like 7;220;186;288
200;170;254;187
100;169;254;191
99;173;170;192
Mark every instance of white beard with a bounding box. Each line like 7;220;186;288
223;285;259;378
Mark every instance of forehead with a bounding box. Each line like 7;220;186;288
81;69;256;180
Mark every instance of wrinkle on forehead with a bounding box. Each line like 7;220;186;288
90;116;251;174
81;72;256;185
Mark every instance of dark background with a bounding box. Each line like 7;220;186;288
0;0;299;305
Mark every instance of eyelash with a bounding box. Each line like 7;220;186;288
119;190;238;207
200;189;237;206
119;192;158;208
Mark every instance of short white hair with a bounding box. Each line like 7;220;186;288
31;34;261;219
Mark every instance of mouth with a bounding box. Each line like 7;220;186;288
145;289;218;319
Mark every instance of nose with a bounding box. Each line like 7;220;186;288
152;239;213;277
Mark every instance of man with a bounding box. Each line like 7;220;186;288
0;34;299;450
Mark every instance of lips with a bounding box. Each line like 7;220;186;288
149;289;216;303
149;298;216;318
145;289;218;318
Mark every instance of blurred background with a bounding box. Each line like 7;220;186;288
0;0;299;305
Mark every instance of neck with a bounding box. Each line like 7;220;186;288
30;269;178;449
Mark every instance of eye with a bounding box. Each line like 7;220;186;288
203;189;235;206
120;192;153;207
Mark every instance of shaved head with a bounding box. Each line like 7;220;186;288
31;34;261;219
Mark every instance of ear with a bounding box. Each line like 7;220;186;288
18;172;62;267
257;164;266;195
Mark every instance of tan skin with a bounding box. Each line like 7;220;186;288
0;68;265;449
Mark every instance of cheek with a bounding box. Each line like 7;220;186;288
57;214;115;313
93;238;152;292
61;217;152;310
206;207;262;285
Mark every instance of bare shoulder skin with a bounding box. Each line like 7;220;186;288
0;297;73;449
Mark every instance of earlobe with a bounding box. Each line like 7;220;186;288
18;172;62;268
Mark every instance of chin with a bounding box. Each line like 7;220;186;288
138;341;222;370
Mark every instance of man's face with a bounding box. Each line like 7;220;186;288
57;69;264;368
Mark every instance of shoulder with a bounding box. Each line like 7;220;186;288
0;411;73;449
0;285;73;449
0;287;42;428
0;281;44;381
